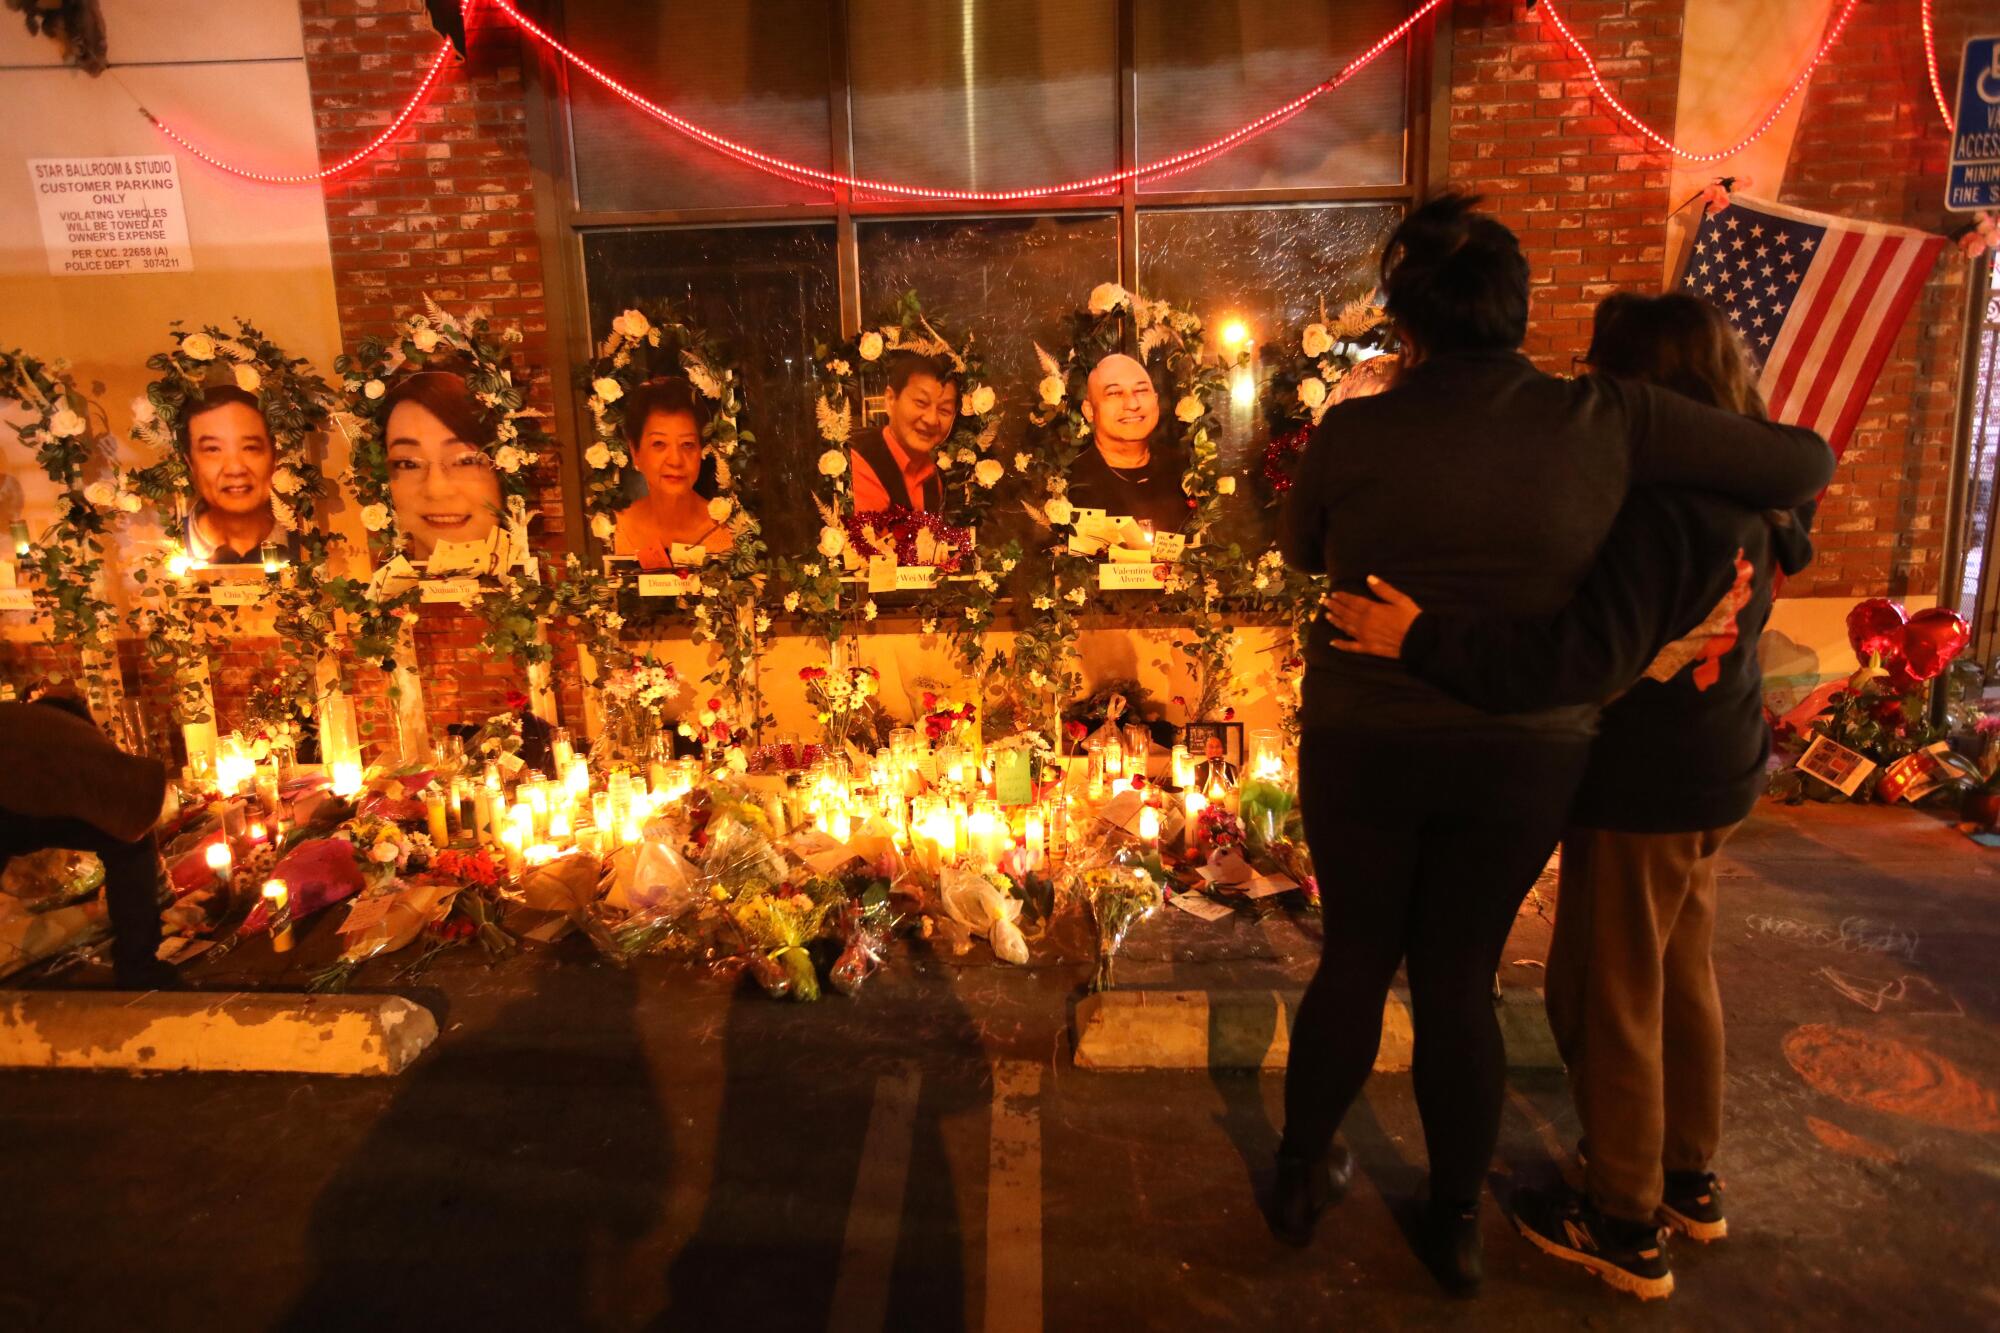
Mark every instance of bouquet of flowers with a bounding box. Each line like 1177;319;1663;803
731;878;844;1001
801;660;882;756
1075;864;1162;992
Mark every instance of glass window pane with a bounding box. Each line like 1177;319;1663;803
566;0;834;212
1137;204;1401;550
848;0;1117;198
857;212;1119;433
581;224;839;554
1136;0;1407;193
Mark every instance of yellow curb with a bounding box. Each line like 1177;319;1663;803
1073;989;1415;1072
0;990;438;1075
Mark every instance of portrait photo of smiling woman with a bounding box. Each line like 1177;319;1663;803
380;367;508;565
178;384;288;565
612;376;732;565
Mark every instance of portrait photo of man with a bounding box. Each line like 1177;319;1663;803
850;349;958;515
1067;351;1189;534
179;385;284;566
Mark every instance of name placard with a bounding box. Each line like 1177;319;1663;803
208;583;265;607
1151;532;1187;562
637;573;699;598
420;577;483;604
0;587;32;612
1099;562;1165;591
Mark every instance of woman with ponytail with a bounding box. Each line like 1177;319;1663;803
1270;193;1833;1295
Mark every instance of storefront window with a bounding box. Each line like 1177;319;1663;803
567;0;834;212
847;0;1117;199
1135;0;1410;193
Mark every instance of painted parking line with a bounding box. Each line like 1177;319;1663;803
827;1063;922;1333
986;1061;1044;1333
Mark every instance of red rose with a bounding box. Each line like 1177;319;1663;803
1066;721;1087;741
505;690;530;712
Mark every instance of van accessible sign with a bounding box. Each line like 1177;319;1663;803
1947;36;2000;212
28;155;193;276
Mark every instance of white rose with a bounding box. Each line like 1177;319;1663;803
828;359;852;377
857;331;885;362
1088;282;1129;315
48;407;85;439
1301;323;1334;358
1038;375;1065;407
1175;394;1204;424
613;309;651;340
1298;377;1329;409
934;450;953;470
407;326;440;353
593;377;623;403
708;496;733;523
363;379;385;400
271;468;302;495
233;364;262;394
1217;475;1237;495
84;480;117;508
955;448;976;466
591;512;614;540
182;333;217;361
494;446;523;473
117;492;142;514
584;442;612;470
360;503;390;531
130;397;156;425
818;449;847;478
725;745;749;774
783;591;801;613
967;384;996;416
818;525;846;559
974;459;1004;489
1045;497;1074;526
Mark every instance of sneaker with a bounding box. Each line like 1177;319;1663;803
1514;1185;1674;1301
1660;1170;1727;1242
1266;1142;1353;1247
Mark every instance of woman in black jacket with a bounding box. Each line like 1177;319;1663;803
1271;195;1833;1294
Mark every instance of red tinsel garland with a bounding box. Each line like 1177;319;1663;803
842;506;974;572
1262;427;1310;496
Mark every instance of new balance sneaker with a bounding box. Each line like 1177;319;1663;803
1514;1185;1674;1301
1660;1170;1727;1242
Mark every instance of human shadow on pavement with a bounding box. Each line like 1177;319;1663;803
655;952;983;1331
277;961;667;1332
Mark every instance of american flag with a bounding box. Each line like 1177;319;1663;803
1676;196;1944;457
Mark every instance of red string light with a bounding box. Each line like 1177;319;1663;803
152;0;1883;194
1921;0;1955;132
149;38;457;184
1538;0;1860;164
487;0;1447;202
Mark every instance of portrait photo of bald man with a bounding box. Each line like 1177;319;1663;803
1066;351;1189;533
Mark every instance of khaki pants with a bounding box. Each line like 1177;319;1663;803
1546;823;1738;1222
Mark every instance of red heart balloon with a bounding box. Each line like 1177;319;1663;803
1846;597;1907;661
1901;607;1971;682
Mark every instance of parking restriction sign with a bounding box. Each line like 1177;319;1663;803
1947;35;2000;211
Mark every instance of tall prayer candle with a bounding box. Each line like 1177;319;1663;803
263;879;293;953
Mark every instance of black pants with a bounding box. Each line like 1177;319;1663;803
1280;726;1591;1208
0;809;165;973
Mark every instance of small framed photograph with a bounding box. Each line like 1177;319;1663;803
1181;721;1244;788
1797;733;1876;797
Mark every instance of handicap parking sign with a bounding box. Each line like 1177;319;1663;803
1948;35;2000;211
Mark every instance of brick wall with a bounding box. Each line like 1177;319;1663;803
299;0;581;730
1777;0;1979;600
1444;0;1687;369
